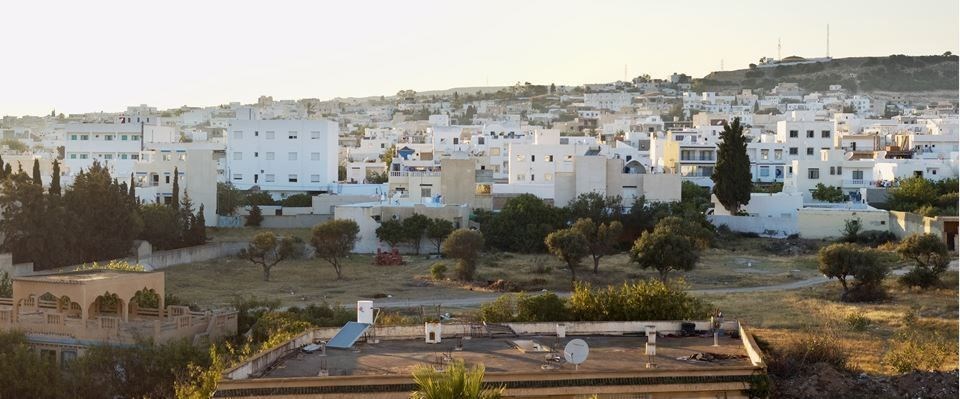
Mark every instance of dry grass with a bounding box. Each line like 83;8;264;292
206;227;314;242
699;272;959;375
164;254;469;308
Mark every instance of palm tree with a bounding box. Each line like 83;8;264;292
410;360;503;399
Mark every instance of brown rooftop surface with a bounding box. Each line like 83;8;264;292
261;334;750;379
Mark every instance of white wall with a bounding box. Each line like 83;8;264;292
226;119;338;192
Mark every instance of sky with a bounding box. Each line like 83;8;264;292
1;0;957;117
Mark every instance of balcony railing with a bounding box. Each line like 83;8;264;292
390;171;441;177
842;179;866;186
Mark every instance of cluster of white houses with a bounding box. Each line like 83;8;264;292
1;80;957;248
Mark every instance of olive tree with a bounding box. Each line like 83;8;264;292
441;229;484;281
545;228;590;282
896;233;950;288
630;219;700;282
243;232;298;281
311;219;360;280
571;218;623;274
426;218;455;255
818;243;889;302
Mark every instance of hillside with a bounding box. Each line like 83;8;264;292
696;55;959;99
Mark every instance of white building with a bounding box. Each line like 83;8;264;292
584;92;633;111
226;119;338;194
62;122;177;178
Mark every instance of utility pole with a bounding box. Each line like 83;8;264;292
777;37;782;61
826;24;830;58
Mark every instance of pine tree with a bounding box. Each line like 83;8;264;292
246;205;264;227
179;191;195;245
171;167;180;210
49;160;61;196
31;159;41;186
711;117;752;213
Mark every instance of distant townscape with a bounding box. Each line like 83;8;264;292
0;53;957;399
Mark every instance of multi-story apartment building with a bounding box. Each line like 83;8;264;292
226;119;338;195
62;122;177;178
133;143;222;225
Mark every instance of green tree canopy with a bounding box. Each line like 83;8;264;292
545;228;590;283
311;219;360;280
629;218;701;281
711;117;752;213
441;229;484;281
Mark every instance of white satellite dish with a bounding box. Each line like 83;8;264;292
563;339;589;366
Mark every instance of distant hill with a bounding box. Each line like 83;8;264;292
696;55;959;96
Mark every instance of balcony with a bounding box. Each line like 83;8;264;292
842;179;867;187
389;171;441;177
679;156;715;162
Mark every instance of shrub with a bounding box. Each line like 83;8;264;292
430;262;447;280
883;329;951;373
764;331;849;378
896;233;950;288
856;230;897;247
568;280;710;321
479;295;515;323
245;205;264;227
817;243;889;302
844;311;871;331
515;293;567;322
280;194;312;207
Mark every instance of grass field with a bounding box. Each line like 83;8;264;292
700;272;960;375
164;235;825;307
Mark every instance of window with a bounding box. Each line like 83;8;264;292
807;168;819;179
852;170;864;180
131;135;140;141
288;152;297;161
121;135;128;141
545;155;554;162
311;174;321;182
233;173;242;180
806;130;814;138
165;175;170;184
310;131;321;139
70;134;78;140
103;154;113;160
265;131;275;139
789;147;798;155
265;152;275;160
836;166;842;174
774;149;783;160
761;149;769;160
233;131;243;140
265;174;275;182
61;350;77;368
421;187;432;198
288;174;298;183
288;131;298;139
311;152;320;161
829;166;835;175
530;155;536;162
79;154;88;159
69;153;77;159
105;135;113;141
545;173;553;181
120;154;128;160
80;135;89;140
759;166;770;177
162;153;171;161
806;148;814;156
233;152;242;161
821;130;830;138
789;130;798;138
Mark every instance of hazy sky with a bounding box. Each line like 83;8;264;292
1;0;957;117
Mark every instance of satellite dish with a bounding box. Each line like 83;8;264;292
563;339;589;365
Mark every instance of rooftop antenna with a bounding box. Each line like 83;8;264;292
826;24;830;58
777;37;782;61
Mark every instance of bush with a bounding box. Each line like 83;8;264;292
856;230;897;247
280;194;312;207
883;329;951;373
479;295;515;323
515;293;567;322
245;205;264;227
568;280;710;321
429;262;447;280
896;233;950;288
844;311;871;331
763;330;849;378
818;243;890;302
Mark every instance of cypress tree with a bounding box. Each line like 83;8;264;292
3;163;11;177
49;159;61;196
0;155;5;179
194;204;207;244
171;167;180;210
31;159;42;186
129;173;136;200
711;117;753;213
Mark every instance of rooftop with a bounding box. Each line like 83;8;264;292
261;333;750;379
14;270;159;284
